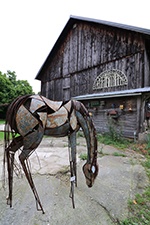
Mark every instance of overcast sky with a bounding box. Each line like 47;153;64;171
0;0;149;93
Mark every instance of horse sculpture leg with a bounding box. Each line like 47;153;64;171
18;126;45;214
19;151;45;214
68;131;77;187
68;131;77;208
5;136;23;207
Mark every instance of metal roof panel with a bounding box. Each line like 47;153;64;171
72;87;150;100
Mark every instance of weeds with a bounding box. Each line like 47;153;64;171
121;188;150;224
79;153;87;160
113;152;126;157
77;131;84;138
97;133;130;149
107;116;122;141
120;142;150;225
97;117;131;149
98;144;105;155
97;120;150;225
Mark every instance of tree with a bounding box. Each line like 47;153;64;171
0;70;34;118
0;71;14;105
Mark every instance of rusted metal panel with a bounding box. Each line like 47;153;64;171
70;109;77;130
30;95;43;101
42;96;62;111
63;100;72;112
76;111;90;146
46;106;68;128
16;105;39;136
23;124;44;150
30;98;45;113
45;122;70;137
37;112;47;128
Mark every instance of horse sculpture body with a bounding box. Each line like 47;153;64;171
4;94;98;213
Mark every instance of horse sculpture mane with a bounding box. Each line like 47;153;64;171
3;94;98;213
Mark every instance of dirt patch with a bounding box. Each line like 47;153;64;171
0;137;149;225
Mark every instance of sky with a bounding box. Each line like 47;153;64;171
0;0;150;93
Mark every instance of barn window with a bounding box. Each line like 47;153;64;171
93;69;128;90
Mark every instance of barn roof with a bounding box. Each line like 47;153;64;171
72;87;150;100
36;15;150;80
70;15;150;35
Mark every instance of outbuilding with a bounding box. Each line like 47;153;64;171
36;15;150;139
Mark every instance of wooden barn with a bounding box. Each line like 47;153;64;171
36;15;150;139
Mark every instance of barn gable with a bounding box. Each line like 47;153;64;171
35;15;150;138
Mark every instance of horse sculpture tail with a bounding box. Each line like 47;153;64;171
3;95;31;191
4;94;31;152
73;100;98;187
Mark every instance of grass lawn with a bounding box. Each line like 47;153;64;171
0;120;5;124
0;132;4;140
0;120;5;140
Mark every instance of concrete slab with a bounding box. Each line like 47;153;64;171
0;136;149;224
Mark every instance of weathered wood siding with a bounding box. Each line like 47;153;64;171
83;96;138;138
41;22;147;100
39;20;150;138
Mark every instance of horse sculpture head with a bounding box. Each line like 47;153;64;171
83;162;98;187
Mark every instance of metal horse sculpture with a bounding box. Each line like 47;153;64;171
3;94;98;213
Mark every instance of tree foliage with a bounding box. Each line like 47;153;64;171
0;70;34;118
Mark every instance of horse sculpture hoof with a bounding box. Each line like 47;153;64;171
6;196;11;206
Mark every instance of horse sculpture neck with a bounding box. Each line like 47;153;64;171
73;100;98;187
73;101;96;160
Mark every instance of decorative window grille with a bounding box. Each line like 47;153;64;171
93;69;128;90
